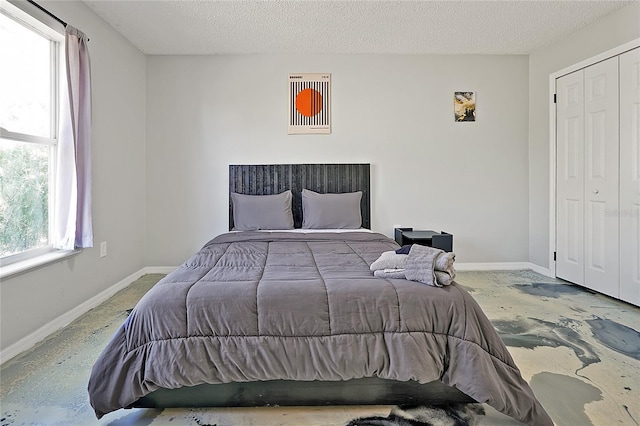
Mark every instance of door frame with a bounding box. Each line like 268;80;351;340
548;38;640;278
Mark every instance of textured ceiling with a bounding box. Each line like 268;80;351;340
83;0;636;55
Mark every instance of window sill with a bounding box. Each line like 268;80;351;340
0;249;82;280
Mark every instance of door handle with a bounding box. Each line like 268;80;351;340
593;189;599;194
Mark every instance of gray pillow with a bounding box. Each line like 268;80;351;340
301;189;362;229
231;190;294;231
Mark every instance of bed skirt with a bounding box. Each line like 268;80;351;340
130;378;476;408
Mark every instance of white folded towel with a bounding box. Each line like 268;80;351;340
435;252;455;272
404;245;443;287
434;252;456;285
373;268;406;279
370;251;407;271
371;245;456;287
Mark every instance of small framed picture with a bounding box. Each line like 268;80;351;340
454;91;476;122
288;73;331;134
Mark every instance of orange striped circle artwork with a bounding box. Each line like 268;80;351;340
288;73;331;134
295;88;323;117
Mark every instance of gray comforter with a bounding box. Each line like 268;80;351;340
88;231;552;425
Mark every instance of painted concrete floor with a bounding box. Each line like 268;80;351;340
1;270;639;426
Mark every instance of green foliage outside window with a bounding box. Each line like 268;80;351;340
0;143;49;257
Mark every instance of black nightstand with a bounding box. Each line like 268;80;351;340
394;228;453;252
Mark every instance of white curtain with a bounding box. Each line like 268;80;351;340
53;25;93;250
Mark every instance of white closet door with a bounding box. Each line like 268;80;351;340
583;57;619;297
556;70;585;285
620;47;640;306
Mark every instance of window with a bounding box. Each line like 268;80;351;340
0;3;64;267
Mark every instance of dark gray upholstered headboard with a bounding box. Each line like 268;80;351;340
229;164;371;230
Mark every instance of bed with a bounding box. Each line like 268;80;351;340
88;164;552;425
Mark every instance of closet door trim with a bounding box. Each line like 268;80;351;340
548;38;640;278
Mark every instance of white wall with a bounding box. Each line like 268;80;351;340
9;0;632;357
146;54;530;266
528;2;640;270
0;1;147;352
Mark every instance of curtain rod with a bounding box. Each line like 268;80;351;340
26;0;67;28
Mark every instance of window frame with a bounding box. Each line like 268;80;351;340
0;0;78;277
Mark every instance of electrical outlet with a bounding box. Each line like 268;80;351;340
100;241;107;258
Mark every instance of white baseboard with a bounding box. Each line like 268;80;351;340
144;266;178;274
456;262;532;271
0;267;158;365
456;262;554;278
528;263;554;278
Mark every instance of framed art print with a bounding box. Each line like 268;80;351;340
288;73;331;134
454;91;476;122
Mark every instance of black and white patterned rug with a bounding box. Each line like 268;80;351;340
346;404;485;426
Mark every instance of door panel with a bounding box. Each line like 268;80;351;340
583;57;619;297
586;200;606;271
564;198;582;263
556;71;585;284
620;47;640;306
